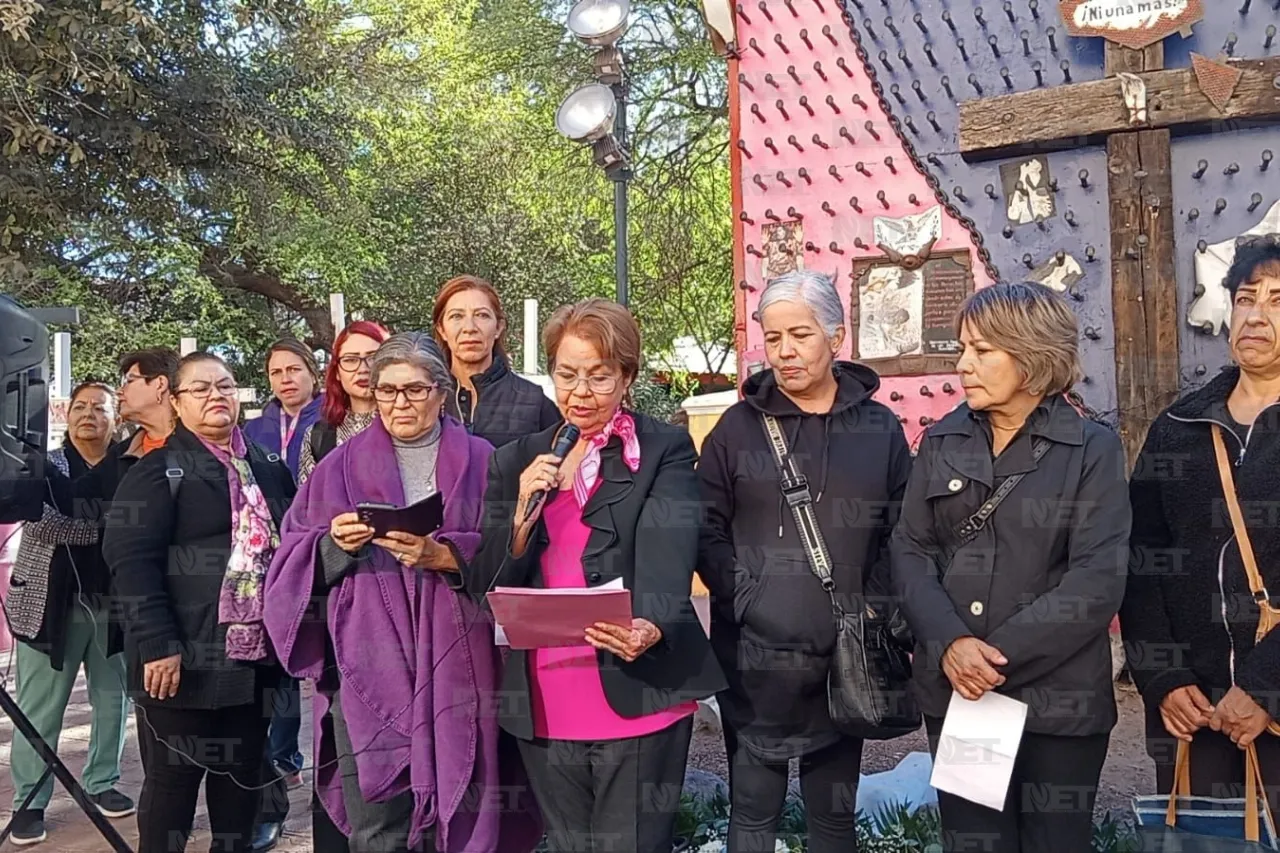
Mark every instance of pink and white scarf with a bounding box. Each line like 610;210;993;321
572;409;641;507
200;427;279;662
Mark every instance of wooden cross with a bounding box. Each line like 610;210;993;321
958;45;1280;464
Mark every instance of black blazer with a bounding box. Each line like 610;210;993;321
890;394;1131;737
465;411;727;740
103;423;295;710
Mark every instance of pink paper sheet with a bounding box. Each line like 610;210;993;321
486;586;633;650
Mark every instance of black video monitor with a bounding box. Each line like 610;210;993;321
0;294;50;520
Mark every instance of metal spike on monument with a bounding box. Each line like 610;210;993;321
707;0;1280;463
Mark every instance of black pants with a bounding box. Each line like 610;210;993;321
314;791;352;853
517;716;694;853
726;732;862;853
925;716;1109;853
135;701;271;853
256;680;293;824
1150;726;1280;815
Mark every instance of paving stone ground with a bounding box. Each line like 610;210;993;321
0;599;722;852
0;647;1154;851
0;651;315;852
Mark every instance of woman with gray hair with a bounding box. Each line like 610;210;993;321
890;282;1130;853
698;270;913;852
264;331;543;853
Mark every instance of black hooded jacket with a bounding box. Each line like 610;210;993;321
1123;366;1280;727
696;362;912;758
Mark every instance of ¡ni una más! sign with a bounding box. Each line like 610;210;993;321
1059;0;1204;49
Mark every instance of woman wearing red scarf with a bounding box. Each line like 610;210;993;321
467;298;725;853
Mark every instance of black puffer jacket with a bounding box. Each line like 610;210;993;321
697;363;911;759
1123;366;1280;724
445;354;560;448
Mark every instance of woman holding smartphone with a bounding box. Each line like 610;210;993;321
264;333;542;853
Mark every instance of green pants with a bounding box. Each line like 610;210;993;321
10;603;128;811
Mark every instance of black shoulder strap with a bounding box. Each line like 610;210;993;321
312;421;337;462
760;414;841;608
164;451;183;502
167;444;280;503
246;441;281;471
942;438;1053;566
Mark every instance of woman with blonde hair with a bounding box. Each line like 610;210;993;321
242;336;325;849
244;337;324;480
891;281;1131;853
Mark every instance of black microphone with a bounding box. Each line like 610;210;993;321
522;423;581;522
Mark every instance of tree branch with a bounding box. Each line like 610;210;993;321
197;247;335;349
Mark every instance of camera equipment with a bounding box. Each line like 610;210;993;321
0;295;132;851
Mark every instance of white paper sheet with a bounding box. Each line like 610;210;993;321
493;577;625;646
929;691;1028;812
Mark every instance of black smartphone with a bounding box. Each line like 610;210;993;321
355;492;444;538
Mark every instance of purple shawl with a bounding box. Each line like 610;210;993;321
263;416;542;852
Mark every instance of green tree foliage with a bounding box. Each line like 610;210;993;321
1;0;733;388
2;0;385;350
1;0;375;252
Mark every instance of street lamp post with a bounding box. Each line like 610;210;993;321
557;0;632;307
610;83;630;307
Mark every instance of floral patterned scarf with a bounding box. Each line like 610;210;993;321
200;428;280;661
572;409;641;508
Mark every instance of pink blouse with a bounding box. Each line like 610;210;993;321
529;486;697;741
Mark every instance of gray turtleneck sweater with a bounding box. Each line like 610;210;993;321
391;420;441;504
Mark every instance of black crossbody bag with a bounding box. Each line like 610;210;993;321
760;414;920;740
937;437;1052;572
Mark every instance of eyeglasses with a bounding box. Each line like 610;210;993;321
119;373;152;388
373;383;439;403
552;371;619;394
175;380;238;399
337;354;375;373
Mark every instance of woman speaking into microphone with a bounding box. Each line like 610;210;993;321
467;298;726;853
